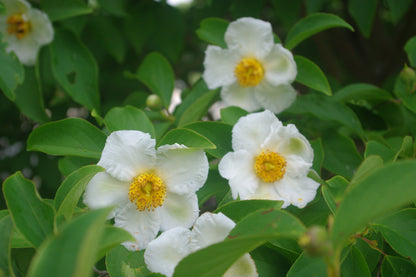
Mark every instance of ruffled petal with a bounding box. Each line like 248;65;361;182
98;130;156;182
285;155;313;179
6;36;39;65
203;45;240;89
263;44;297;85
275;176;320;208
144;227;192;277
190;212;235;251
219;150;259;199
83;172;130;212
28;9;53;45
231;110;281;152
224;253;258;277
255;82;297;114
159;192;199;231
225;17;274;58
156;144;208;195
114;204;161;251
221;83;262;112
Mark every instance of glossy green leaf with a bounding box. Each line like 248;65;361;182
285;13;354;50
215;200;284;223
311;138;324;173
174;209;305;277
178;89;219;127
220;106;249;125
27;118;107;159
373;209;416;263
341;246;371;277
197;169;229;209
394;73;416;113
95;226;134;263
386;0;412;24
364;141;396;162
157;128;216;149
54;165;104;224
183;121;232;158
349;155;383;188
136;52;174;108
348;0;377;38
104;106;155;138
50;29;100;111
58;156;98;177
196;18;228;48
250;245;291;277
174;79;210;121
0;34;24;101
381;255;416;277
322;175;348;214
294;55;331;96
3;172;54;249
286;252;326;277
27;207;112;277
0;215;13;277
331;160;416;248
405;36;416;67
40;0;93;21
333;83;393;102
14;67;49;123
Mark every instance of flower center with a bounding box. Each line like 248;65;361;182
128;173;167;211
7;14;31;39
234;58;264;87
254;150;287;183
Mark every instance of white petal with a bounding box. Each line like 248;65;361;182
3;0;29;14
221;83;262;112
28;9;53;45
114;204;161;250
224;253;258;277
98;131;156;182
255;82;297;114
83;172;130;212
218;150;259;200
203;45;240;89
231;110;282;152
225;17;274;58
263;44;297;85
156;144;209;195
159;192;199;231
144;227;192;277
6;36;39;66
275;176;320;208
190;212;235;251
285;156;313;178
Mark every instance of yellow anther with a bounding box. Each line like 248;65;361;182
7;14;31;39
254;150;287;183
234;58;264;87
128;173;166;211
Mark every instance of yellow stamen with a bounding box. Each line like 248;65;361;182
7;14;31;39
234;58;264;87
254;150;287;183
128;173;166;211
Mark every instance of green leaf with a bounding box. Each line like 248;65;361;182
364;141;396;162
54;165;104;224
27;207;112;277
405;36;416;67
0;215;13;277
294;55;331;96
215;200;284;223
220;106;249;125
230;0;266;19
197;169;229;209
331;160;416;248
3;172;54;249
285;13;354;50
349;155;383;188
348;0;377;38
182;122;232;158
386;0;412;24
270;0;302;29
311;138;324;173
14;67;49;123
341;246;371;277
322;175;349;214
97;0;126;16
286;252;326;277
104;106;155;138
174;79;210;121
40;0;93;21
106;245;155;277
58;156;98;177
136;52;174;108
0;34;24;101
381;255;416;277
196;18;228;48
373;209;416;263
157;128;216;150
177;90;219;127
27;118;107;159
50;28;100;111
394;74;416;113
333;83;393;102
174;209;305;277
250;245;291;277
95;226;134;263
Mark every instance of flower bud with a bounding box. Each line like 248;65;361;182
400;65;416;94
146;94;163;110
298;225;331;257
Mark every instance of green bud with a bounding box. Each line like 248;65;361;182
298;225;331;257
400;65;416;94
146;94;163;110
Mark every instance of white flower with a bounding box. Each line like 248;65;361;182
83;130;209;250
218;110;320;208
144;212;258;277
202;17;297;114
0;0;53;65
